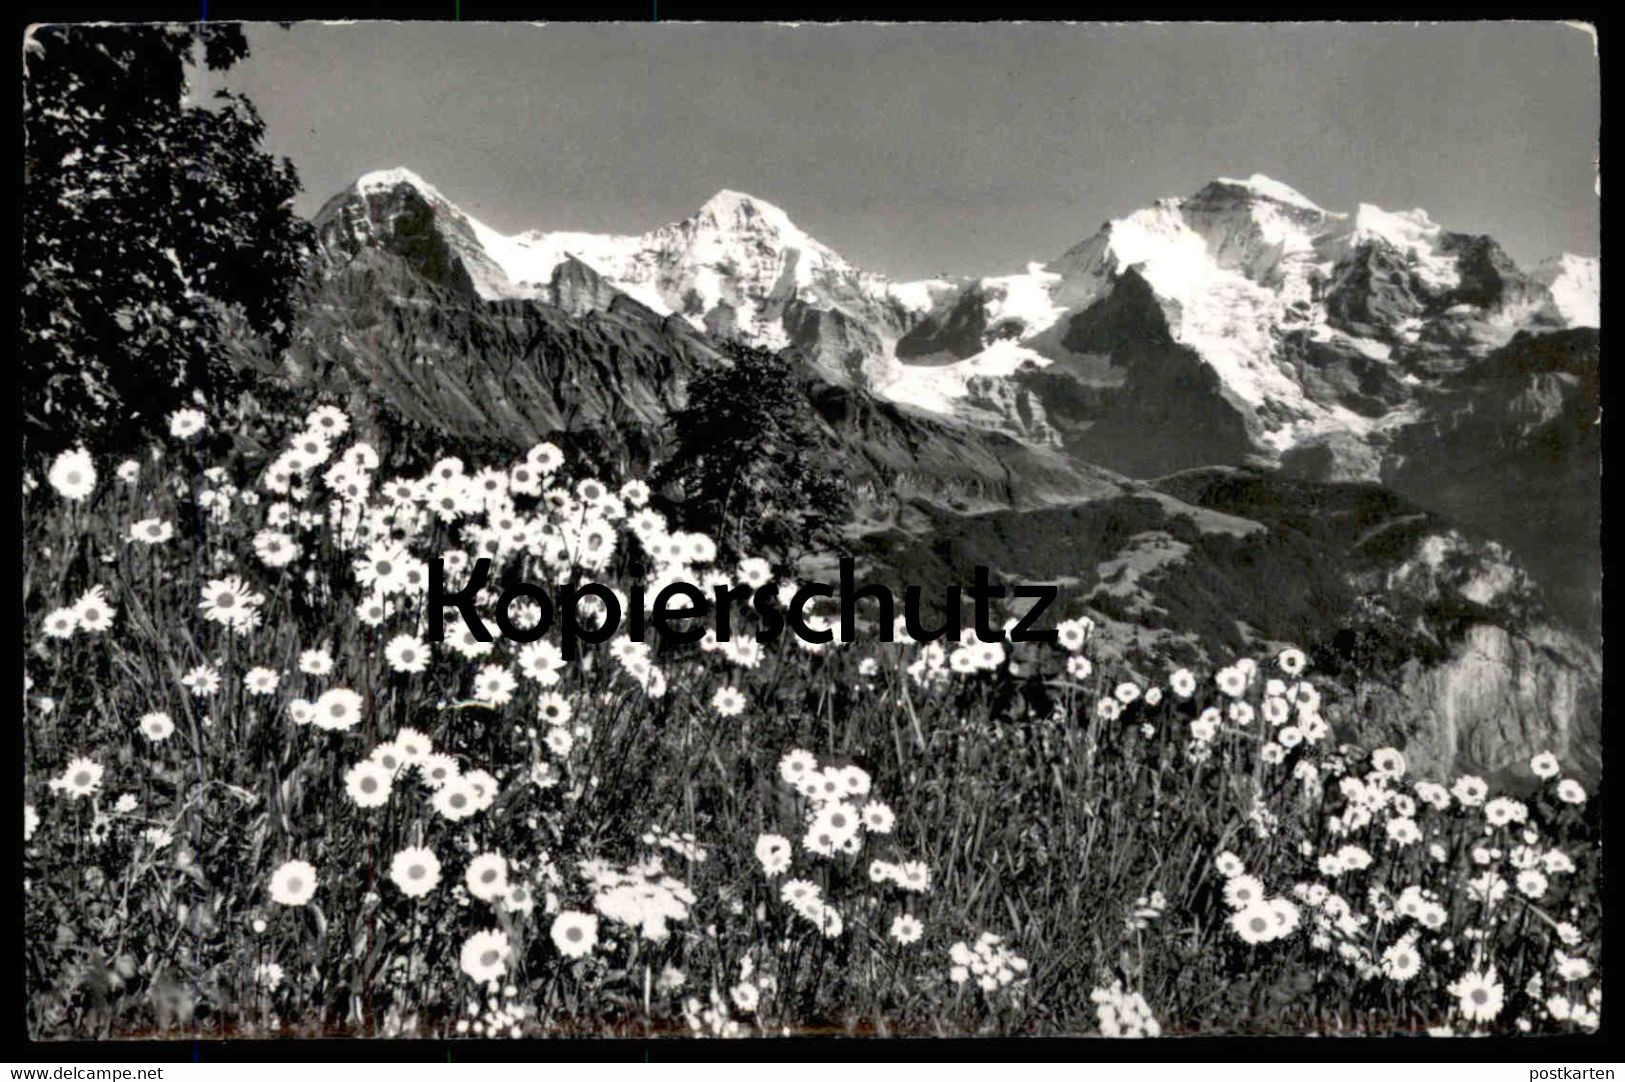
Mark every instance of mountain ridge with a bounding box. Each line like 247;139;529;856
290;165;1601;780
320;168;1596;463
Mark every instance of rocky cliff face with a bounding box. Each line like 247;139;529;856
1379;623;1601;785
854;463;1600;780
1383;328;1601;637
1330;528;1603;785
288;247;718;458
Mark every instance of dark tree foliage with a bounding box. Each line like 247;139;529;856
655;344;851;563
22;23;312;455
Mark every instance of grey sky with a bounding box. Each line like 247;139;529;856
218;21;1599;280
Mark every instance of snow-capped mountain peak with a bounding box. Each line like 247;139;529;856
315;167;1599;474
322;170;950;383
488;185;943;381
1210;173;1329;215
1534;252;1600;328
693;187;807;238
316;166;525;300
877;174;1599;469
1338;202;1459;290
641;186;856;297
354;166;449;203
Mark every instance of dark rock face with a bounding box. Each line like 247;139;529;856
803;377;1123;511
895;287;989;362
1384;328;1601;637
286;248;717;459
1277;432;1382;484
546;256;635;318
311;179;518;303
702;301;739;340
1055;272;1259;475
1278;332;1412;420
959;376;1059;447
1436;233;1539;311
1059;268;1176;356
1073;348;1258;477
783;300;885;385
1322;242;1427;340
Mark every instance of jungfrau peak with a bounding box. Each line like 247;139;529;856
887;172;1598;476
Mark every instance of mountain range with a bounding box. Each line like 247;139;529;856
287;167;1601;782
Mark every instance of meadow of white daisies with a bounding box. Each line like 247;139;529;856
21;401;1603;1040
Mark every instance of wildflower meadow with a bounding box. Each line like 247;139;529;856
21;403;1603;1040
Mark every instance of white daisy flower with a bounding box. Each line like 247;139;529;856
1556;779;1587;805
889;913;924;945
459;929;511;982
549;912;598;960
40;607;79;639
344;760;393;808
432;778;482;821
418;753;459;788
711;685;746;717
297;648;334;676
384;634;430;675
47;448;96;501
465;852;510;902
73;586;116;633
861;800;895;833
138;711;175;742
1223;875;1265;911
268;859;318;906
472;664;517;706
181;664;221;697
128;518;174;545
53;756;104;799
312;688;364;732
168;408;206;439
243;667;281;695
754;833;792;876
393;727;433;763
389;846;442;898
1448;968;1505;1024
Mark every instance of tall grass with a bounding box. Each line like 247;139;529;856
22;404;1601;1039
